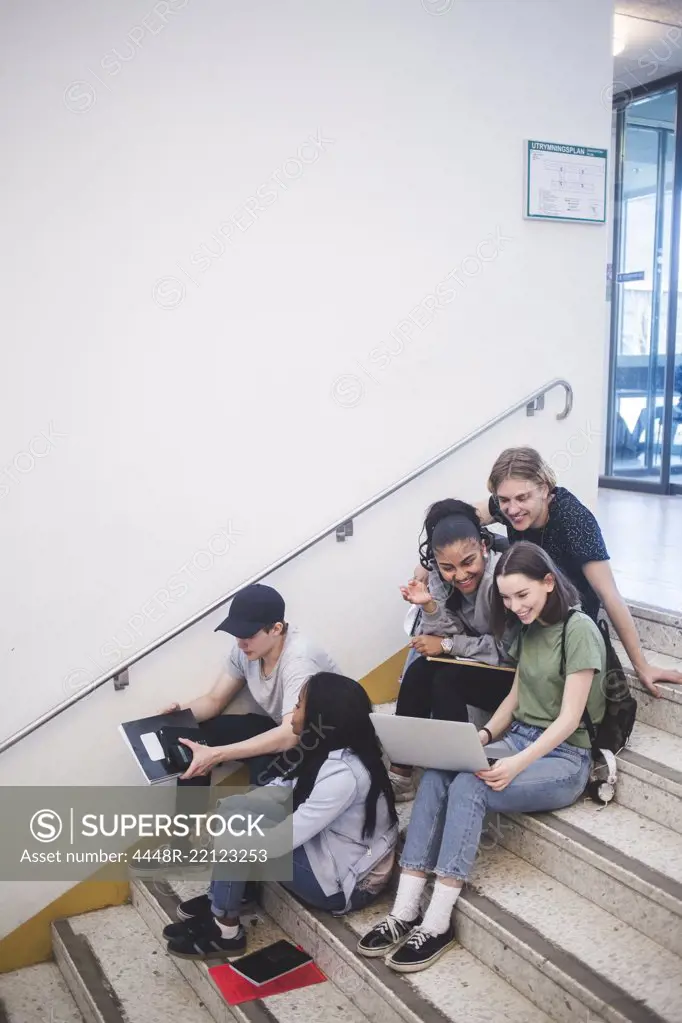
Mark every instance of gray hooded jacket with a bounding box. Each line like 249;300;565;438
225;750;398;914
419;549;518;666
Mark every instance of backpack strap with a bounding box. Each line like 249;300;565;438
559;608;580;675
559;609;598;745
581;707;598;746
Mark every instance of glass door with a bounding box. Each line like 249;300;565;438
669;242;682;489
606;88;679;491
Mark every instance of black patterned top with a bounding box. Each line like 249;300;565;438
489;486;609;621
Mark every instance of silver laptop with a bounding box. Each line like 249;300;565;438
370;714;514;773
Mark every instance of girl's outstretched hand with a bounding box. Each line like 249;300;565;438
399;579;433;606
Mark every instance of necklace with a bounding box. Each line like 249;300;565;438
537;499;552;549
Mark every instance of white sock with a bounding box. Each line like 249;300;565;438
420;880;462;936
391;873;426;923
214;917;240;939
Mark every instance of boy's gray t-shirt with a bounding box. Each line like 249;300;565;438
227;627;338;723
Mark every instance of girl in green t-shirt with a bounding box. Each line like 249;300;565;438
357;541;605;975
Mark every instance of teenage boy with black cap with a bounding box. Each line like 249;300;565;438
165;583;337;786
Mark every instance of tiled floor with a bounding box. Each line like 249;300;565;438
597;488;682;612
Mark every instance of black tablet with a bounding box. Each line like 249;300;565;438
229;940;313;986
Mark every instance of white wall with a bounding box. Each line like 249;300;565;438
0;0;614;938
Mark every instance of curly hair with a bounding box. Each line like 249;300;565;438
418;498;494;571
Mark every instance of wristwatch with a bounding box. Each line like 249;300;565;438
441;637;454;655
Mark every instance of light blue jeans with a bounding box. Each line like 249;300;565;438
400;721;591;880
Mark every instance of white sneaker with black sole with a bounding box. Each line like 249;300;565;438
388;770;416;803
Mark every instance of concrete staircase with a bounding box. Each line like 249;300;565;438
1;601;681;1023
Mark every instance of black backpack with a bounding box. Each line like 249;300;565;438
560;610;637;804
560;609;637;755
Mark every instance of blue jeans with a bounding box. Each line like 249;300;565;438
400;722;591;880
210;846;377;916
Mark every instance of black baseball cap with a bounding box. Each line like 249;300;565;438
215;584;286;639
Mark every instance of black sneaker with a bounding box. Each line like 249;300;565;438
177;893;212;921
163;893;213;939
356;915;421;958
166;918;247;961
385;925;457;973
241;881;259;910
163;916;206;941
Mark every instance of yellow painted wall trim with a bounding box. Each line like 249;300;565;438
0;647;404;974
0;876;129;974
359;645;405;706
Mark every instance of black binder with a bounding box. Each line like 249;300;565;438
118;709;204;784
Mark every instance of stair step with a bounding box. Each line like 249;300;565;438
617;722;682;834
628;603;682;661
53;905;219;1023
0;962;84;1023
131;875;373;1023
261;880;554;1023
494;800;682;955
464;844;682;1023
612;639;682;736
372;707;682;1022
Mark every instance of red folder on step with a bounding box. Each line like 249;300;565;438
208;957;326;1005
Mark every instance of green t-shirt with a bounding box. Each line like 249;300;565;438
510;611;606;748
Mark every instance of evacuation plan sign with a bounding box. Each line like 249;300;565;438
525;140;607;223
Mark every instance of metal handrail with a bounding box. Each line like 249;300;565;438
0;378;572;755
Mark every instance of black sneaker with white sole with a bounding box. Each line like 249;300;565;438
356;914;422;958
166;918;247;961
385;925;456;973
